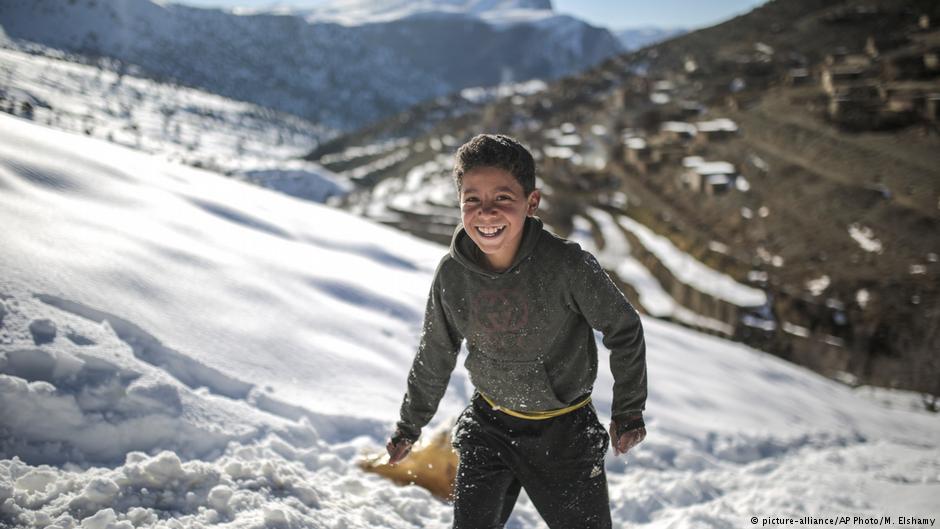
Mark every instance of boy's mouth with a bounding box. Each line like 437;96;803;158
476;225;506;239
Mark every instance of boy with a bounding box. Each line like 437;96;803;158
387;134;647;529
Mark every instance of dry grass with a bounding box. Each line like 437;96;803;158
359;430;459;501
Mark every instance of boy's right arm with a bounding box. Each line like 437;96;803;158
393;265;463;447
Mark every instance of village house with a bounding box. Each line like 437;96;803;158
882;48;939;81
882;80;940;122
821;55;875;95
694;118;739;143
876;29;940;80
673;100;705;120
864;35;910;59
786;68;812;86
679;158;739;195
623;136;653;173
650;135;689;166
622;132;690;175
927;93;940;122
659;121;697;142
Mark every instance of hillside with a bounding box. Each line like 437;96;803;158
309;0;940;400
2;113;939;528
0;44;348;202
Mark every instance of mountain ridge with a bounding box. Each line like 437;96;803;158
0;0;621;130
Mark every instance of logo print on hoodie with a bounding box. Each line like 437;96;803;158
470;287;530;335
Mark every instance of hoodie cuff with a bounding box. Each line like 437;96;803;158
394;421;421;442
612;413;645;435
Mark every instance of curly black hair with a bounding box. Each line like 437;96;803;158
453;134;536;196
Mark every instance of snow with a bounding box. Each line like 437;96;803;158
661;121;697;136
1;114;939;528
458;79;547;104
292;0;553;27
342;148;412;183
848;223;884;254
806;275;831;296
693;161;737;176
625;137;648;150
695;118;739;133
319;138;411;165
616;215;768;308
650;92;671;105
0;114;444;428
2;0;622;131
0;45;348;203
574;209;735;335
543;145;579;161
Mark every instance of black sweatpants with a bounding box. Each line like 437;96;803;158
451;393;612;529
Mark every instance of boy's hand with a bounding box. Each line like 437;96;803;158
386;430;416;465
609;415;646;456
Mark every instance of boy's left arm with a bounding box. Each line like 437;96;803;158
567;249;648;454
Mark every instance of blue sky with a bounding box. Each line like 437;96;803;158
553;0;766;29
176;0;768;30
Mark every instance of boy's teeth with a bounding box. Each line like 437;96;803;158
478;225;505;236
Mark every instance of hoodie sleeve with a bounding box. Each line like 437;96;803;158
396;258;463;439
567;247;647;421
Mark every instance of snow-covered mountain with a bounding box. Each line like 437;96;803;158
0;0;622;130
2;114;939;527
614;26;687;51
281;0;555;25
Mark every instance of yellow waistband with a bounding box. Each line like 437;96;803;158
479;393;592;420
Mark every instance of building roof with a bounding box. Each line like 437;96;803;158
706;174;732;186
661;121;698;135
624;137;647;150
694;161;737;175
696;118;739;133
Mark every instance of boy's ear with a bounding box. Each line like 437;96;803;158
526;190;541;215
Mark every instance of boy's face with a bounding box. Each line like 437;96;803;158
459;166;540;272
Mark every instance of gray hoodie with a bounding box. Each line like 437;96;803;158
397;215;646;438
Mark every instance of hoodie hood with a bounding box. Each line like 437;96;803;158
450;215;543;278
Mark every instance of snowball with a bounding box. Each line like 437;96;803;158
79;477;119;505
80;508;116;529
316;453;345;473
292;484;320;508
124;452;148;465
207;485;233;511
140;451;184;486
15;469;59;493
263;505;289;526
125;507;156;525
222;460;248;479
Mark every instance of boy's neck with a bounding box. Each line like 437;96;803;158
482;252;514;273
477;236;523;273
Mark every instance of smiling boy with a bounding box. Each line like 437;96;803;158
387;134;647;528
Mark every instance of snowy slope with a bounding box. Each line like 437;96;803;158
0;0;621;130
0;45;348;203
1;114;939;528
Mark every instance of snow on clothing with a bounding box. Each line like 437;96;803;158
452;393;613;528
396;215;647;439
